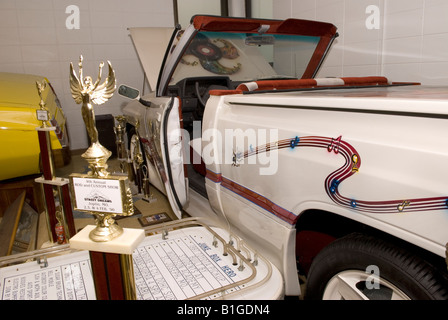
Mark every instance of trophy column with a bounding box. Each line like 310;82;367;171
67;56;144;300
70;225;144;300
34;81;76;244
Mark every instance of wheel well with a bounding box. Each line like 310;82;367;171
295;209;448;276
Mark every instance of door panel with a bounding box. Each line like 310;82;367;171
137;96;188;219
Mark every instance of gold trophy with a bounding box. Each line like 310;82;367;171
70;55;115;174
69;56;134;242
36;80;50;128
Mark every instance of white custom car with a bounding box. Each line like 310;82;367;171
120;15;448;300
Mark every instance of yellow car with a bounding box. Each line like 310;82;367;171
0;72;70;181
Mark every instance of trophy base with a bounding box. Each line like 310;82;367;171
70;225;145;254
89;222;123;242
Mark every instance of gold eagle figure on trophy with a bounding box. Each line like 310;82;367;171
69;55;116;151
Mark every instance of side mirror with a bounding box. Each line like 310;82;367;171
118;84;151;107
118;84;140;100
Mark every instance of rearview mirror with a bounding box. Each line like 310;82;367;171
245;35;275;46
118;84;140;100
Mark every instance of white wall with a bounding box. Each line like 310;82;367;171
0;0;174;150
274;0;448;85
2;0;447;149
177;0;221;27
250;0;274;18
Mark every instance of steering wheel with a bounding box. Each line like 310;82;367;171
195;81;207;107
195;81;230;108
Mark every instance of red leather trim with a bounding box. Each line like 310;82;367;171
341;76;388;86
237;79;318;92
210;77;391;96
209;89;243;96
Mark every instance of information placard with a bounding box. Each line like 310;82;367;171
1;226;277;300
70;175;127;214
36;109;49;121
0;251;95;300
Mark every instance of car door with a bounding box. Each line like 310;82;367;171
160;96;188;219
133;95;188;220
126;27;188;219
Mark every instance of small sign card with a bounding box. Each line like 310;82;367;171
36;109;49;121
70;175;128;214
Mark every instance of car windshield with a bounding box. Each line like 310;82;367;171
169;30;321;85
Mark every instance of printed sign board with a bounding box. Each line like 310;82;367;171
69;174;129;215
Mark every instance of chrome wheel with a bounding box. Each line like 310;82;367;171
305;233;448;300
323;270;410;300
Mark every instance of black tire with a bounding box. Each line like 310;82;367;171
305;233;448;300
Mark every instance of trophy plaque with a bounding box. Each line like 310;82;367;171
68;56;134;242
